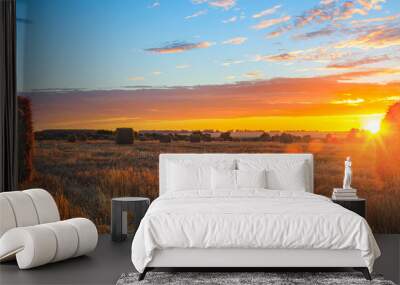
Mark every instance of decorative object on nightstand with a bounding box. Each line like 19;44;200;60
343;156;352;189
332;198;366;218
332;156;358;200
332;188;358;200
111;197;150;242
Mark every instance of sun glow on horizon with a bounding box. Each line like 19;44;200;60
36;113;389;132
362;116;382;134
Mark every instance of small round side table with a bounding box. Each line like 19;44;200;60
111;197;150;242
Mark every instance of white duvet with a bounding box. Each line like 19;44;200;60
131;190;380;273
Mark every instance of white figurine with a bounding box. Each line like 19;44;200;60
343;156;352;189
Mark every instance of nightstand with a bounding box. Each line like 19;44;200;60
332;198;366;218
111;197;150;242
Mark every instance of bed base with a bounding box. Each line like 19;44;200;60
138;268;148;281
138;267;371;281
138;248;372;281
354;267;372;280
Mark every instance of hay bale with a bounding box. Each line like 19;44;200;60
67;134;77;143
220;132;232;141
77;133;87;141
115;128;134;144
190;134;201;143
159;135;172;143
17;96;34;184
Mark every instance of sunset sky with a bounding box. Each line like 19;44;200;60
17;0;400;131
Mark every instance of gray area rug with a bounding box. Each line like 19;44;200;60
116;272;396;285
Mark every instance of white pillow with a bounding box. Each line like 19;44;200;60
236;169;267;189
211;168;236;191
266;165;307;191
166;159;236;193
238;159;308;191
167;162;211;192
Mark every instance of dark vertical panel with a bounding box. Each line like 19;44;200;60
111;200;122;241
0;0;18;192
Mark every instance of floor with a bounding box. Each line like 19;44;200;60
0;235;134;285
0;234;399;285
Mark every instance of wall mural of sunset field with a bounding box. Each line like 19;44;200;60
17;0;400;233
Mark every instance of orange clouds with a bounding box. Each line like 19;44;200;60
252;16;291;30
29;72;400;131
267;0;388;39
336;1;367;20
255;47;346;63
331;98;365;105
351;14;400;25
327;55;390;68
357;0;385;11
185;9;207;20
325;68;400;81
208;0;235;10
222;37;247;45
293;27;335;40
145;41;214;54
222;16;237;23
243;71;263;79
252;5;281;19
128;76;145;81
336;25;400;49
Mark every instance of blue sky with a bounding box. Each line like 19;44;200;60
16;0;400;131
17;0;400;91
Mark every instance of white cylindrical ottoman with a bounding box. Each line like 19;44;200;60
65;218;98;257
0;218;98;269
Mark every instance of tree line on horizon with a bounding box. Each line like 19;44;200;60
33;127;373;144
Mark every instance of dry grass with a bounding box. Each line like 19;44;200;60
21;139;400;233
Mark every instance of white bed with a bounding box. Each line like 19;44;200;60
131;154;380;280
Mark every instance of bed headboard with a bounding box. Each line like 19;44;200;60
159;153;314;196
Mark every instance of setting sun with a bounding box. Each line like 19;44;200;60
363;117;382;134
